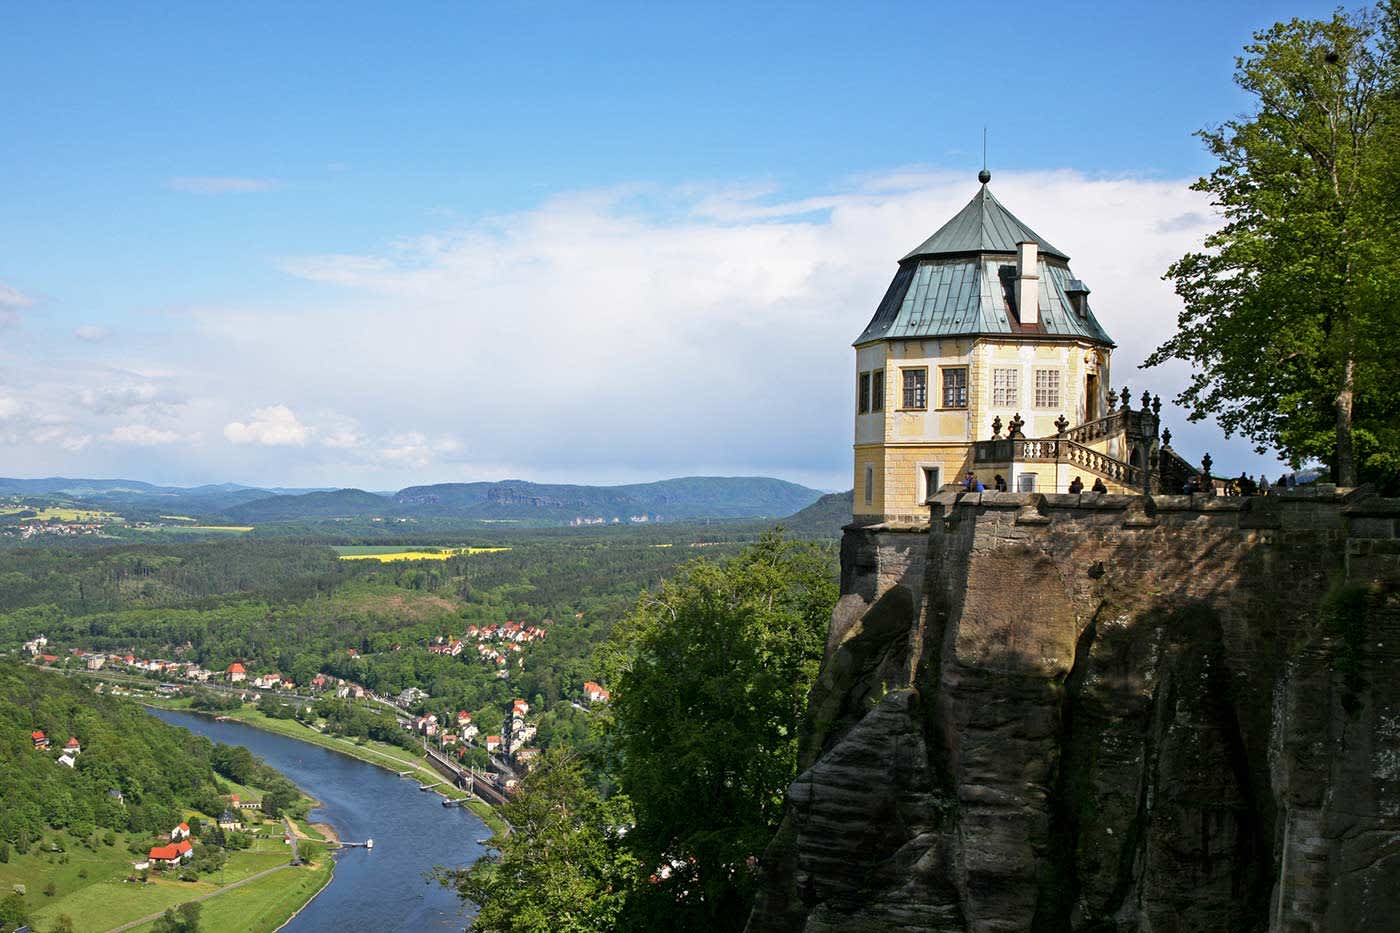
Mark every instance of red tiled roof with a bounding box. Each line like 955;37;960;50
177;822;190;831
175;839;193;855
31;730;46;740
149;844;180;860
227;662;245;673
65;737;80;748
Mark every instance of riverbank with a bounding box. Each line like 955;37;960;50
149;708;486;930
144;697;508;835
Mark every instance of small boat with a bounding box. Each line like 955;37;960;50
365;839;373;849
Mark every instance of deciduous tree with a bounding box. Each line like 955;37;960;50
604;533;836;930
1146;5;1400;487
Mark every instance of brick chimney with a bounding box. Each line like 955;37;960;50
1016;241;1039;325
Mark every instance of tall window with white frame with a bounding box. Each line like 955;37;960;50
941;367;967;408
1034;369;1061;408
902;368;927;409
992;367;1019;407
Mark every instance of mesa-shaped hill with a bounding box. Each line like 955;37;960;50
220;476;825;525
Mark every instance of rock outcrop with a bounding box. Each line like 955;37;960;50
749;487;1400;933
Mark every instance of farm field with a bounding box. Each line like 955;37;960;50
0;505;124;522
332;545;510;561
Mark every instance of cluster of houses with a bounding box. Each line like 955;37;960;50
29;730;83;768
3;519;107;539
224;662;298;691
408;697;542;766
425;621;549;678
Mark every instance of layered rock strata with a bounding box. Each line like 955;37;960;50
749;487;1400;933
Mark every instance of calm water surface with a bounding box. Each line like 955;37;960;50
151;708;486;932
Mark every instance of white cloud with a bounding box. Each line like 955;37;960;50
224;405;310;446
74;324;109;341
0;395;19;419
168;176;280;195
106;424;182;446
1;168;1276;487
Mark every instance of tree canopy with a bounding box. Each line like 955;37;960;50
604;533;837;930
1145;3;1400;489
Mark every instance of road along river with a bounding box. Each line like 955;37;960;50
151;708;487;932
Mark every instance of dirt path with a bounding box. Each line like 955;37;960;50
105;863;293;932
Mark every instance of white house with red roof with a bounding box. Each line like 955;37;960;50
31;730;49;749
226;662;247;683
172;822;190;840
583;681;611;704
64;736;81;755
485;735;501;752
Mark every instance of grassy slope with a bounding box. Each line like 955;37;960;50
125;861;334;933
8;830;325;933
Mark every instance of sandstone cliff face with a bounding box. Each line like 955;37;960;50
749;488;1400;933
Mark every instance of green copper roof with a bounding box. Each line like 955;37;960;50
901;184;1069;261
855;184;1113;347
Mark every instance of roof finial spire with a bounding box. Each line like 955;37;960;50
978;127;991;185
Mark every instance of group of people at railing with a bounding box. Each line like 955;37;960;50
961;471;1108;495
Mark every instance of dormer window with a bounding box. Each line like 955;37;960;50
1065;279;1091;319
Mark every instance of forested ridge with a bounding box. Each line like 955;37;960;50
1;661;218;845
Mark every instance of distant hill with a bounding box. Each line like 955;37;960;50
225;488;390;522
222;476;824;525
770;490;852;539
2;474;827;527
0;477;329;515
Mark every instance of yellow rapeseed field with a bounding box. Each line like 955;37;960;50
337;546;511;562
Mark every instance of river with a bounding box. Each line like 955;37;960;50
150;709;486;932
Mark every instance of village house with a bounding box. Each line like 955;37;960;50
583;681;611;704
147;838;193;868
23;634;48;655
31;730;49;749
63;736;81;755
57;752;76;768
226;662;246;683
456;710;472;727
85;656;105;671
218;810;243;831
171;822;190;841
485;735;501;752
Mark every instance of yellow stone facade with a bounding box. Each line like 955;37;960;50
853;337;1125;523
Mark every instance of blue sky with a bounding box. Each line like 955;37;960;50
0;1;1339;489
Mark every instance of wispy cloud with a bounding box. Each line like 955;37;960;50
168;176;280;195
0;280;36;326
74;324;109;341
106;424;182;446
